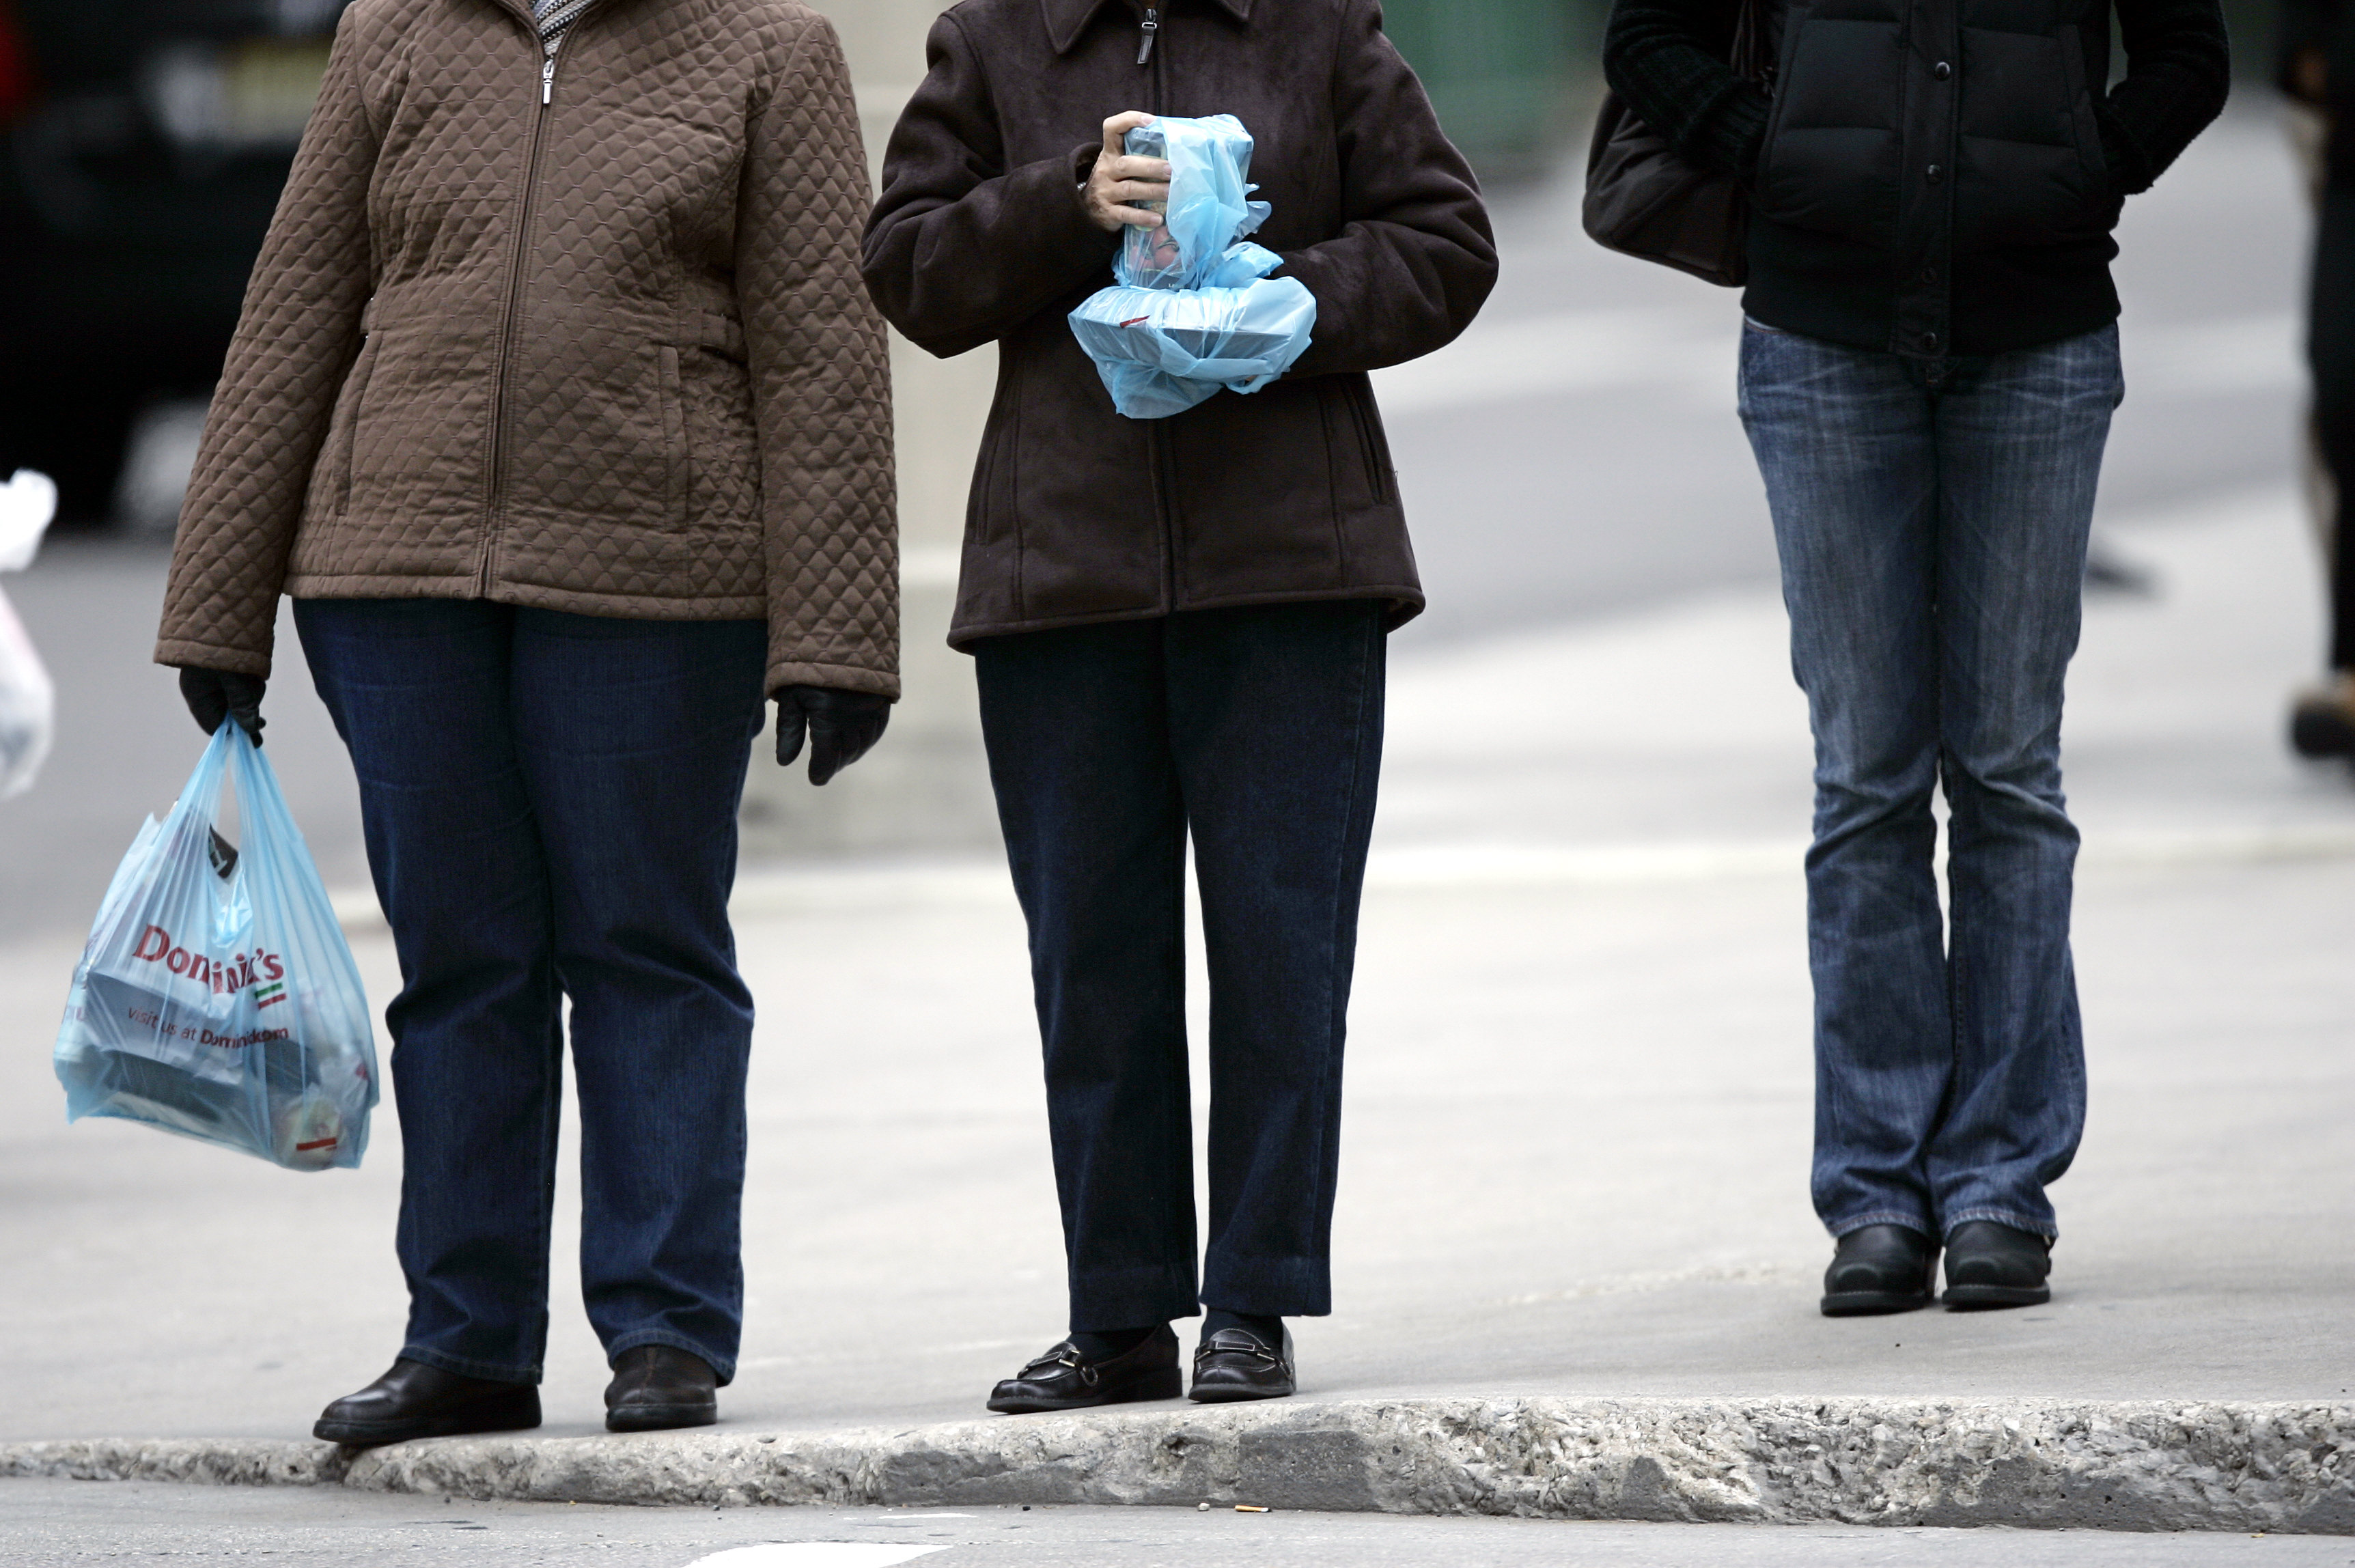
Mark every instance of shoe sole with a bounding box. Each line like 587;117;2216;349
1187;1381;1295;1404
313;1390;542;1448
1820;1289;1932;1317
605;1402;719;1433
986;1366;1182;1415
1942;1283;2050;1310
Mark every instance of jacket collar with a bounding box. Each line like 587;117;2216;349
1044;0;1253;56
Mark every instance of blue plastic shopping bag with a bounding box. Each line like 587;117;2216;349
1074;114;1315;419
1069;275;1320;419
1115;115;1272;292
53;724;379;1171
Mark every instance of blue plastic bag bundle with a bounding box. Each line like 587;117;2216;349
54;725;379;1171
1072;114;1315;419
1070;277;1320;419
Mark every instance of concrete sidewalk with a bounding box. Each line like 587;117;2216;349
0;488;2348;1527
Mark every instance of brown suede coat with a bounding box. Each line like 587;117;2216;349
156;0;897;699
862;0;1495;647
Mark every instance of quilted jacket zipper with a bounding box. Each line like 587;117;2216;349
479;23;566;593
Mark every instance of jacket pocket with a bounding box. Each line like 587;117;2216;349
657;346;689;525
678;344;760;529
1343;380;1395;503
321;333;380;517
1753;13;1906;247
2057;26;2115;206
1953;26;2110;249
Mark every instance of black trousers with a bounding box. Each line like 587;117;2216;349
973;601;1387;1330
2311;184;2355;671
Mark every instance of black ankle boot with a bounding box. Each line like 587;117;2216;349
1941;1220;2053;1309
313;1358;540;1448
1820;1224;1937;1316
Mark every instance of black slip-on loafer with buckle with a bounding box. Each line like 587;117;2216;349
986;1326;1182;1414
1820;1223;1938;1317
604;1345;720;1432
313;1358;540;1448
1188;1324;1295;1403
1940;1220;2053;1310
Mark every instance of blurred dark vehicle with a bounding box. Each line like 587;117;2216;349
0;0;346;527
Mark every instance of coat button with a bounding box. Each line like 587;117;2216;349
1934;60;1953;79
1926;164;1943;181
1923;331;1942;352
1921;264;1938;283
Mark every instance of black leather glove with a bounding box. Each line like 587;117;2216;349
775;686;889;785
178;667;266;745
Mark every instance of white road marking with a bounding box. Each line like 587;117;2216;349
684;1545;950;1567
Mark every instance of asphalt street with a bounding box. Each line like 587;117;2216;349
3;1482;2352;1567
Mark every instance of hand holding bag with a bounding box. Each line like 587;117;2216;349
1583;0;1772;286
1070;115;1316;419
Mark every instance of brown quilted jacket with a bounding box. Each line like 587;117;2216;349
863;0;1494;648
155;0;898;699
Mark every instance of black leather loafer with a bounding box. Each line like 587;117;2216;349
1820;1224;1938;1316
605;1345;719;1432
1188;1325;1295;1403
1941;1220;2053;1309
986;1326;1181;1414
313;1358;540;1448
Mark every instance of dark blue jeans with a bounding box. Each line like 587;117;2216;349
973;602;1386;1330
296;599;768;1385
1738;322;2122;1244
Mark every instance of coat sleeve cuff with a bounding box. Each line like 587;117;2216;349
766;661;901;701
1677;79;1771;182
2094;99;2157;195
1020;145;1121;277
154;638;273;680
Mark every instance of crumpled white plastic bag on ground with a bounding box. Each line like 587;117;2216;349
1073;115;1315;419
0;468;58;801
55;723;380;1171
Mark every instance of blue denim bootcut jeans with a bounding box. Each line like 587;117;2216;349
1738;320;2122;1244
297;598;768;1386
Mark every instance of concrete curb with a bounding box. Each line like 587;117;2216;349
7;1399;2352;1532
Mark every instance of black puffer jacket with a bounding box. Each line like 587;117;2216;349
1605;0;2230;355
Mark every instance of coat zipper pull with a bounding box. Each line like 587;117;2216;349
1137;7;1158;64
541;54;556;104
